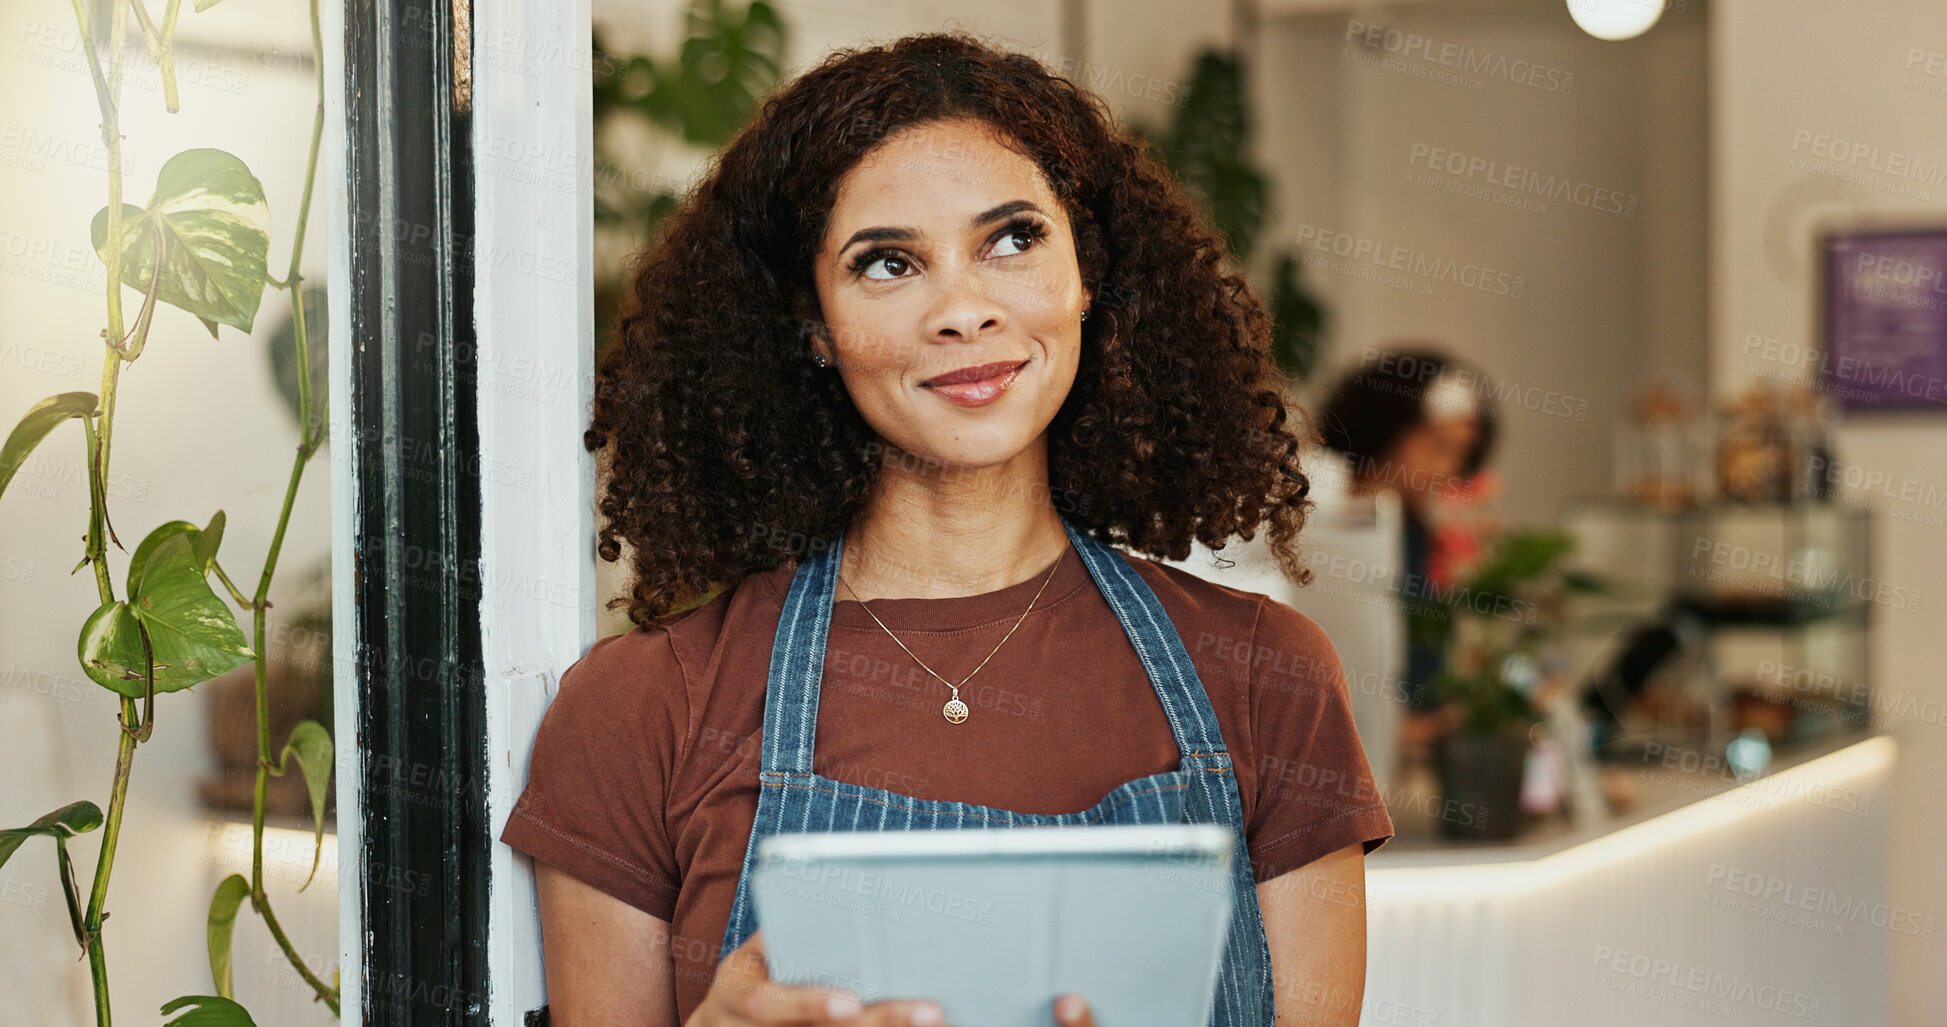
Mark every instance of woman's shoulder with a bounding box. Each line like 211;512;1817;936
562;560;796;695
1123;551;1339;678
1123;550;1279;647
1125;552;1271;615
1124;548;1329;628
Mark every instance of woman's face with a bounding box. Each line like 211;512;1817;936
810;118;1090;474
1389;415;1481;500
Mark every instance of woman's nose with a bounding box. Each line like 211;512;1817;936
926;264;1007;342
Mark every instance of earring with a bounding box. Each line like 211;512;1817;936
812;352;829;368
1080;308;1090;322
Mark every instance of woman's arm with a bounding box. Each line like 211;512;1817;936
1256;842;1369;1026
535;859;680;1027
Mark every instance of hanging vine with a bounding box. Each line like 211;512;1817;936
0;0;337;1022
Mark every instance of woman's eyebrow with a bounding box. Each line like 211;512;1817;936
836;200;1046;255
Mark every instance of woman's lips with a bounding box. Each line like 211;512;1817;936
921;361;1026;407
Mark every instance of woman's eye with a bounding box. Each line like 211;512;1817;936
991;228;1038;258
860;254;910;280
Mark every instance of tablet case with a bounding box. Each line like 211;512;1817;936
751;824;1235;1027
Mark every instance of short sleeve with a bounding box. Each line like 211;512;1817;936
499;628;690;920
1243;598;1395;883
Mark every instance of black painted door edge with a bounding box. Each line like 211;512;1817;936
345;0;488;1021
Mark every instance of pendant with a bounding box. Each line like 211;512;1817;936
942;697;969;724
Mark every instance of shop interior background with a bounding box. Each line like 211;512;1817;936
1;0;1941;1023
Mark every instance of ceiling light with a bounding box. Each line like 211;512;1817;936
1566;0;1665;41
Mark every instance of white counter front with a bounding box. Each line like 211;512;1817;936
1360;733;1897;1026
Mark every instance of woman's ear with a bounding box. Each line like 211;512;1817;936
789;289;834;365
804;321;836;367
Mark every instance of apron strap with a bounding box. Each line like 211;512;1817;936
1060;518;1231;757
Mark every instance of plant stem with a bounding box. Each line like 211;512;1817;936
100;0;129;352
84;699;137;1027
118;230;165;359
254;437;315;614
255;885;340;1017
247;402;330;1006
81;417;111;601
127;0;179;113
74;1;134;1022
241;0;338;1012
249;600;268;913
210;559;254;610
92;359;124;554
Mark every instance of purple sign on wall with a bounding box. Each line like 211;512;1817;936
1821;229;1947;412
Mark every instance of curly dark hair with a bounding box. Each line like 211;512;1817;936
1316;346;1499;481
590;31;1317;630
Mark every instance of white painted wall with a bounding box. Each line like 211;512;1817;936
1710;2;1947;1021
1260;2;1711;528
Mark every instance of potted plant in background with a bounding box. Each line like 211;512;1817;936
1416;518;1598;839
589;0;787;360
1137;48;1326;385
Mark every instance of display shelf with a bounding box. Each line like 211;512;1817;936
1562;498;1873;750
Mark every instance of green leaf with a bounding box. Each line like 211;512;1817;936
267;286;329;437
56;835;87;951
274;721;333;890
207;874;251;998
671;1;785;146
191;511;227;573
90;149;271;335
128;512;228;598
160;994;259;1026
127;521;198;598
0;393;98;507
77;600;149;697
1562;570;1607;594
0;801;104;871
1154;50;1267;262
1267;250;1325;383
88;520;246;697
129;534;254;692
1469;530;1577;598
0;803;100;953
193;0;230;11
616;1;785;147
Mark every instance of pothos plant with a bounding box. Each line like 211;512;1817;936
0;1;335;1025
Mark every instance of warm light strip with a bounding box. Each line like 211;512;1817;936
1367;736;1897;902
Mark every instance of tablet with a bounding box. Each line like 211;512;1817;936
750;823;1236;1027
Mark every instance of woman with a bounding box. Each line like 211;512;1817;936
1315;347;1500;718
501;33;1393;1027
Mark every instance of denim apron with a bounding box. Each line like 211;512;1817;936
717;515;1275;1026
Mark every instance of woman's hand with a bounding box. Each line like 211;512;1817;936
1053;993;1095;1026
686;930;947;1027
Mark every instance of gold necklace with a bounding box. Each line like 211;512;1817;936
838;544;1067;725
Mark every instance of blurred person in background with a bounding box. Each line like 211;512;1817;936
1315;347;1501;745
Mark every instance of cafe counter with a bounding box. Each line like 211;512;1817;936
1359;731;1896;1026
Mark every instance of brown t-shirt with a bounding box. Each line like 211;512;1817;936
500;545;1394;1020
